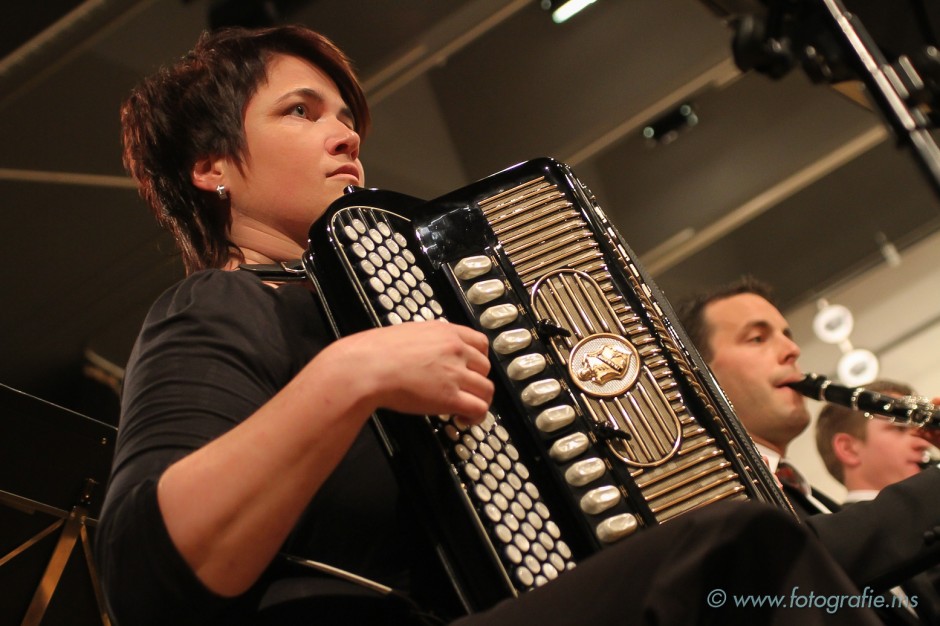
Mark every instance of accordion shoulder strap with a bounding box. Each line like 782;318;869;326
238;261;308;283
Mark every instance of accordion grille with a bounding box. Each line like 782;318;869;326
479;177;748;522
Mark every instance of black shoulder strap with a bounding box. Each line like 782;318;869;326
237;260;308;283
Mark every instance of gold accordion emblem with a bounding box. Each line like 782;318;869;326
569;334;640;397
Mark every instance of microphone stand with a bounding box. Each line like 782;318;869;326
727;0;940;203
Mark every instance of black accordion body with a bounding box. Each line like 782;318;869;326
302;158;791;612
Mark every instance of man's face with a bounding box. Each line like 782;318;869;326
703;293;810;454
851;420;929;490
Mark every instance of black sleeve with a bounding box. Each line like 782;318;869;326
804;466;940;591
94;270;326;626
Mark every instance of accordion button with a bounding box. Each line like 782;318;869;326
493;329;533;354
595;513;639;543
535;405;576;432
523;554;539;574
543;563;560;581
466;279;505;305
515;566;534;588
530;542;547;562
480;304;519;329
549;432;590;462
517;492;534;512
350;242;367;259
453;255;493;280
580;485;622;515
564;457;606;487
505;545;523;565
507;353;547;380
521;379;561;406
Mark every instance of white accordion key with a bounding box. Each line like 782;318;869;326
549;432;590;462
580;485;622;515
492;329;532;355
507;353;547;380
453;255;493;280
564;457;605;487
466;279;505;305
479;304;518;329
595;513;639;543
520;379;561;406
535;405;576;433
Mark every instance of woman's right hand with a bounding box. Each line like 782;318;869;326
324;321;495;423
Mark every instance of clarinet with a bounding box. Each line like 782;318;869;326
788;373;940;428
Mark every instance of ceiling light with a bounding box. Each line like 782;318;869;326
641;103;698;146
540;0;598;24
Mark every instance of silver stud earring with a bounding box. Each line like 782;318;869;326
216;185;228;200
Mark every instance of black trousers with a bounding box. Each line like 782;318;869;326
452;501;881;626
257;501;881;625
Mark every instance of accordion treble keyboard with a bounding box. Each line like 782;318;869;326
304;158;788;612
324;206;581;592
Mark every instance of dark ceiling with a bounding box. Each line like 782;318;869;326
3;0;939;425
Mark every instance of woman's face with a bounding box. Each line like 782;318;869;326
223;53;363;258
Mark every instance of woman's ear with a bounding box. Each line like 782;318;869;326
191;156;226;193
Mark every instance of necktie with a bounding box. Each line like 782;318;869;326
775;459;811;497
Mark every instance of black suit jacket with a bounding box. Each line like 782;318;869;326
783;470;940;625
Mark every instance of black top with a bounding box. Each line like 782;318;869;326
94;270;432;625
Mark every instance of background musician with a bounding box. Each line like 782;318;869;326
815;380;940;621
815;380;935;504
677;276;940;623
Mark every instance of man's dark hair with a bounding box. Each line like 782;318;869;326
121;25;370;274
674;275;776;362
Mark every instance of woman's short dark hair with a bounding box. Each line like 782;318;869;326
121;25;371;274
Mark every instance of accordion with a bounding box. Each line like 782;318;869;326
302;158;790;612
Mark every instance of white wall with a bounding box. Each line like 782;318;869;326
784;227;940;501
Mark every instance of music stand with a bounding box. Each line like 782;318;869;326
0;384;116;626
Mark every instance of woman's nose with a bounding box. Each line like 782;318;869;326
328;124;360;159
